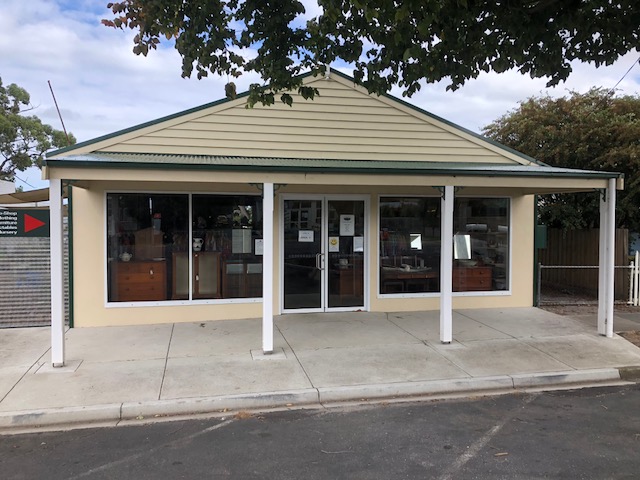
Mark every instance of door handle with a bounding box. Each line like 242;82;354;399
315;253;325;271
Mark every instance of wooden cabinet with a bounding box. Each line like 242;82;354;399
222;260;263;298
453;266;492;291
172;252;221;299
116;261;167;301
333;265;364;296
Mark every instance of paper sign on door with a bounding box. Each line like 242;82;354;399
298;230;314;242
329;236;340;252
340;215;355;236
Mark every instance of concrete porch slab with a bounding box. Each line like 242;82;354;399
388;311;512;342
0;327;50;367
439;337;573;376
0;366;29;401
169;319;288;358
160;354;313;400
64;324;173;362
2;307;639;433
457;307;591;338
0;358;166;412
523;333;640;369
295;343;470;388
276;312;420;350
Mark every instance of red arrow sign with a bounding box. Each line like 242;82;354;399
24;214;46;233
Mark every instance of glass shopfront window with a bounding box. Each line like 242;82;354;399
379;196;510;295
453;198;509;292
379;197;441;294
107;193;262;303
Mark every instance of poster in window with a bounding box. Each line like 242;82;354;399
232;229;252;253
255;238;264;255
298;230;314;242
340;215;355;236
353;236;364;252
329;236;340;252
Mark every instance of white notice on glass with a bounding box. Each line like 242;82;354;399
329;236;340;252
353;236;364;252
232;229;252;254
340;215;355;236
255;238;264;255
298;230;314;242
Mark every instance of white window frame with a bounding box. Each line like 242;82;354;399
376;194;513;299
104;189;263;308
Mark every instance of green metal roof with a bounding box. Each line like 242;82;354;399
44;152;622;180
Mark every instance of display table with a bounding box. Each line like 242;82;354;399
381;267;438;293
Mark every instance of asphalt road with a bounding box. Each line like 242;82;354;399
1;384;639;479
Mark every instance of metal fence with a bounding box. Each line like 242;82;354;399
0;218;69;328
537;262;635;306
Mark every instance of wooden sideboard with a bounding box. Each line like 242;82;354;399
116;260;167;301
452;266;492;291
222;260;263;298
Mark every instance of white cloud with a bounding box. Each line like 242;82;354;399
3;0;640;189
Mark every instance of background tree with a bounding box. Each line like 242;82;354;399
482;89;640;231
0;78;75;182
103;0;640;106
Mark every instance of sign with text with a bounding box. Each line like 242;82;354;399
0;209;50;237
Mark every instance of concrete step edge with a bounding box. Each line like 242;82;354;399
0;369;627;433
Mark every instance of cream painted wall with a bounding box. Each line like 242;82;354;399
71;182;264;327
71;182;534;327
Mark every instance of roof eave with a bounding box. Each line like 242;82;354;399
43;159;623;181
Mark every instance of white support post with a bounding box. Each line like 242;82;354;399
605;179;616;338
597;191;607;335
597;180;617;338
262;182;274;353
440;185;454;344
50;178;65;367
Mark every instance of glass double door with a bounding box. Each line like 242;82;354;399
283;197;366;312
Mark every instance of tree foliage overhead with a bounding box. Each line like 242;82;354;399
103;0;640;106
0;78;75;182
482;89;640;231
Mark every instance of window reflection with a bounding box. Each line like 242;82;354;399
106;193;262;302
379;196;510;295
379;197;441;294
453;198;509;292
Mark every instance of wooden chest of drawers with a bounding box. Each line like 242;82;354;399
453;266;492;292
116;261;167;301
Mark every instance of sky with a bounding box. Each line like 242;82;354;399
2;0;640;191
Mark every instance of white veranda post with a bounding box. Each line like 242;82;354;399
262;182;274;353
440;185;454;343
50;178;65;366
597;179;616;338
598;178;616;337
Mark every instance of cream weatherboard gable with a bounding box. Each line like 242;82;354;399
49;72;533;165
